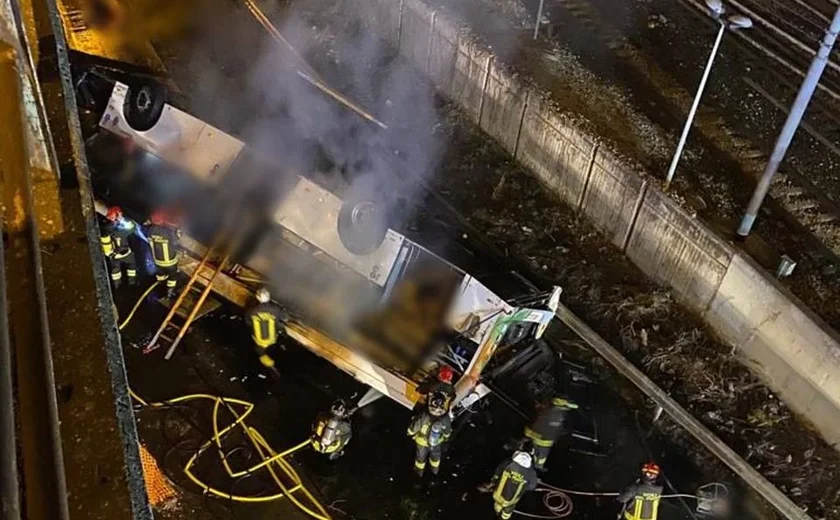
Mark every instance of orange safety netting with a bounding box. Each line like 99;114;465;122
139;443;178;507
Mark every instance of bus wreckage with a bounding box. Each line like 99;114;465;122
84;78;566;415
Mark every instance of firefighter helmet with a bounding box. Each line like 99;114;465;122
150;210;167;226
331;399;347;417
106;206;123;222
256;287;271;303
437;365;454;384
513;450;533;468
642;462;661;482
428;392;447;417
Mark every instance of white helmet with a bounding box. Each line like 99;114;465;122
256;287;271;303
512;450;533;468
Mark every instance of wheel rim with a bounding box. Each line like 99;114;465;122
350;201;377;229
136;87;152;113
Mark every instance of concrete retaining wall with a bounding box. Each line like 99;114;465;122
515;91;596;209
626;187;733;314
352;0;840;448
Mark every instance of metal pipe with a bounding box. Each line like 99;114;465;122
665;22;726;188
533;0;545;40
738;6;840;237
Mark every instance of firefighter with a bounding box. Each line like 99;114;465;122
490;446;539;519
100;206;138;288
416;365;456;409
407;391;452;477
246;287;283;370
145;210;181;298
524;396;579;471
617;463;663;520
311;399;353;460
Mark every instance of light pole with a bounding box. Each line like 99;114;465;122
738;5;840;238
534;0;546;40
664;0;752;189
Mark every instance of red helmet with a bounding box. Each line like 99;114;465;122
106;206;123;222
438;365;454;384
642;462;660;481
150;210;167;226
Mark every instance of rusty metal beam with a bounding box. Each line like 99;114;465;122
554;302;812;520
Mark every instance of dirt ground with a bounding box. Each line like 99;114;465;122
432;106;840;519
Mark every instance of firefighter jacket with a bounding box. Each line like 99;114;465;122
492;459;538;507
525;402;570;448
312;413;352;454
246;302;281;348
618;482;663;520
145;224;181;267
101;220;136;259
407;410;452;448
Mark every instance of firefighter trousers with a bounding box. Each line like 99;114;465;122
109;252;137;288
493;500;515;519
155;264;178;294
534;444;551;471
414;442;442;475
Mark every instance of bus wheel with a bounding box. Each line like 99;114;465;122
338;198;388;255
123;81;165;131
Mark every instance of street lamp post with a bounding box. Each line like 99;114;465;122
664;0;752;189
737;5;840;238
534;0;546;40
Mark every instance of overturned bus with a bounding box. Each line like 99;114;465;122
83;76;565;415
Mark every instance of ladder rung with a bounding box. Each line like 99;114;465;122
159;334;175;344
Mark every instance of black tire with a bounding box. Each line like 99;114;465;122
337;198;388;255
123;81;165;131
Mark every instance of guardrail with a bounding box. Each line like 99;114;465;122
0;22;69;520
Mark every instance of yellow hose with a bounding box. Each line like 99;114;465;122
118;282;331;518
119;281;160;331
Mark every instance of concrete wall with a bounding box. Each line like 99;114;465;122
351;0;840;448
626;186;733;314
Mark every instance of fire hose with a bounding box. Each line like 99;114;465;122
515;482;700;519
119;282;332;519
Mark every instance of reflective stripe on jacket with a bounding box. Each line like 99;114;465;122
621;483;663;520
246;303;279;348
146;224;180;267
492;460;536;507
103;220;135;258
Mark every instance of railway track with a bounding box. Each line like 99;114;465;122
547;0;840;266
678;0;840;262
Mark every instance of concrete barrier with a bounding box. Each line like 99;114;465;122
399;0;433;74
449;29;490;122
428;11;458;93
706;254;840;446
356;0;401;45
516;91;596;208
479;62;529;154
581;147;647;249
353;0;840;449
626;186;733;313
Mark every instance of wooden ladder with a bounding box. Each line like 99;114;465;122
144;243;231;359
